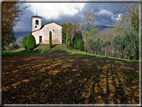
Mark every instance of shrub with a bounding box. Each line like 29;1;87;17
49;31;52;48
79;40;85;51
22;36;28;49
66;32;69;48
11;43;19;49
8;43;19;50
8;46;14;50
27;35;36;50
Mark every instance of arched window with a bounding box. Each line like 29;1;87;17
35;20;39;25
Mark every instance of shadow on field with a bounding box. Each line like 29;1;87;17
66;53;139;65
2;55;139;104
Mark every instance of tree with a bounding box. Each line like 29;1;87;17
66;32;69;48
88;36;103;55
79;40;85;51
87;38;95;54
49;31;52;48
2;1;30;48
16;36;24;48
112;34;126;58
113;3;139;34
69;20;81;46
102;39;111;56
27;35;36;50
113;3;140;59
100;28;114;41
80;11;97;52
73;32;83;49
22;36;28;49
131;11;139;33
62;23;68;44
123;27;139;60
112;27;139;60
2;30;16;49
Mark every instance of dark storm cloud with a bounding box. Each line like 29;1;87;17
13;3;124;32
13;3;35;32
81;3;124;26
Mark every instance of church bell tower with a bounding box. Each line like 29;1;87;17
31;15;42;31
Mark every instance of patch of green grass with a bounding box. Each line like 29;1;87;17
2;44;139;65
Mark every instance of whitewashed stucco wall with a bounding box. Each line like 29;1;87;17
32;22;62;44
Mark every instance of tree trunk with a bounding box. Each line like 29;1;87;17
105;50;106;56
85;38;87;52
128;53;130;60
121;52;124;59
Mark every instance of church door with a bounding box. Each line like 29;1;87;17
39;36;42;43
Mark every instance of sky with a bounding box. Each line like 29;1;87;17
12;0;140;33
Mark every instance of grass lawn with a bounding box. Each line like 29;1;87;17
2;44;139;104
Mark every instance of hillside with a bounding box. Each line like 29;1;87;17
3;44;139;65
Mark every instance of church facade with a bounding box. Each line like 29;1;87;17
31;16;62;44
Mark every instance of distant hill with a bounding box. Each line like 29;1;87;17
96;25;113;31
98;28;114;35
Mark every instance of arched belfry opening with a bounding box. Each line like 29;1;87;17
35;20;39;25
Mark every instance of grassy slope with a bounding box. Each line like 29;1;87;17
2;44;139;64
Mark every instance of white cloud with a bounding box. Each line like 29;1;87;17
114;13;123;21
28;3;85;20
94;9;123;21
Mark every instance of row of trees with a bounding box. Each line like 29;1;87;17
87;27;139;60
62;3;140;60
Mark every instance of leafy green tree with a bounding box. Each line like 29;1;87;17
2;30;16;50
73;32;83;49
112;34;126;58
62;23;68;44
102;39;111;56
131;12;139;33
62;21;81;47
49;31;52;48
123;27;139;60
112;27;139;60
79;40;85;51
87;38;95;54
22;36;28;49
88;36;103;55
66;32;69;48
27;35;36;50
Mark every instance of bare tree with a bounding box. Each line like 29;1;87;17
80;11;96;52
16;36;24;48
